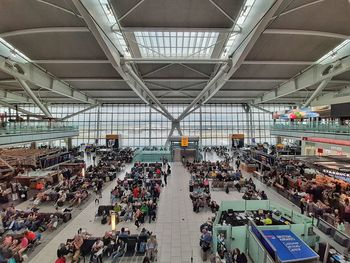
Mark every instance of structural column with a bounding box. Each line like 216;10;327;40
199;106;203;148
96;105;101;145
67;138;73;150
148;107;152;146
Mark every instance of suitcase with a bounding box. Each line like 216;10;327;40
63;213;72;223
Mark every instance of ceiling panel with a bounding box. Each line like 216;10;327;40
0;71;13;80
231;64;306;79
221;81;283;91
270;0;350;36
38;63;119;78
111;0;244;28
4;32;107;60
334;71;350;81
0;0;84;33
247;34;342;61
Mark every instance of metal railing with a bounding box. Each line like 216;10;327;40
0;121;78;136
271;123;350;134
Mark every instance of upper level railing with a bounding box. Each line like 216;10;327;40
271;123;350;134
0;121;78;136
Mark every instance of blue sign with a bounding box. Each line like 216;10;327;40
261;230;319;263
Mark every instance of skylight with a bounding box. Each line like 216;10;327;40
99;0;131;57
99;0;116;23
221;0;256;58
134;31;219;58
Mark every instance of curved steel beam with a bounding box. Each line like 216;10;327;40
0;27;89;38
271;0;325;20
35;0;83;18
264;29;349;39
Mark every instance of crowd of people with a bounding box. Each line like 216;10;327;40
103;162;169;230
0;204;71;262
56;227;158;262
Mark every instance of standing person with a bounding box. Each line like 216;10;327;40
344;198;350;223
235;158;241;170
163;171;168;186
300;198;306;215
92;154;96;167
167;164;171;176
232;248;247;263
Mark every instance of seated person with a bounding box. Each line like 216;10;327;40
67;234;84;263
111;238;126;263
90;238;104;262
24;229;41;243
57;243;70;259
119;227;129;237
146;236;158;261
2;234;13;248
260;191;268;200
47;214;59;230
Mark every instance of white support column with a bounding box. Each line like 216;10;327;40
165;126;176;147
148;107;152;147
96;105;101;145
16;78;52;117
199;106;203;148
302;78;331;107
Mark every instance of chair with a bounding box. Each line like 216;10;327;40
124;235;138;257
79;238;97;263
135;235;148;256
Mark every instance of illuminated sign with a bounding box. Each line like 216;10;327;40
181;136;189;147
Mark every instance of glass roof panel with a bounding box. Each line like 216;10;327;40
134;31;219;58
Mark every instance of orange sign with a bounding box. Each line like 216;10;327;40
231;134;244;139
181;136;189;147
106;134;118;140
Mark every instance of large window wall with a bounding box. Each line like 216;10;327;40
0;104;289;147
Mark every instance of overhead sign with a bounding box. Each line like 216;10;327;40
232;134;244;139
261;230;319;262
106;134;118;140
181;136;189;147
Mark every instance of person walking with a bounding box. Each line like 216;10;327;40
163;171;168;186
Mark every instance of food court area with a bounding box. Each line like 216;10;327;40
1;0;350;263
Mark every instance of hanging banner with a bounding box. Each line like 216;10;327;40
181;136;189;147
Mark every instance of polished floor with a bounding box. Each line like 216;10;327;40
25;152;300;263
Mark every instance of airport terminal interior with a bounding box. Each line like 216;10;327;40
1;0;350;262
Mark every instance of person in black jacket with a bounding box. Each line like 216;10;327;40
232;248;247;263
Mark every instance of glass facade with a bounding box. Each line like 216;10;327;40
0;104;289;147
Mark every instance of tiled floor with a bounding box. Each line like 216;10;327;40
27;153;299;263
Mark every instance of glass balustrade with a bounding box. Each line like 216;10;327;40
0;121;78;136
271;123;350;134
